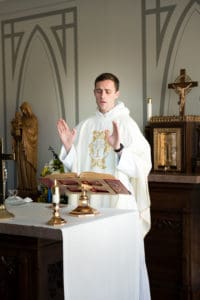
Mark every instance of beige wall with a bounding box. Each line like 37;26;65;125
0;0;199;189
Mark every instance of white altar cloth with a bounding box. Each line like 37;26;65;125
0;203;144;300
61;209;140;300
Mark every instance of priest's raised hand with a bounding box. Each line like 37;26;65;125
57;119;77;153
105;120;121;152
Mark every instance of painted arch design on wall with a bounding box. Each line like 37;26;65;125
142;0;200;120
15;24;66;117
1;7;78;145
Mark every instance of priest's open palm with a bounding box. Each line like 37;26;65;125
105;120;120;150
57;119;76;152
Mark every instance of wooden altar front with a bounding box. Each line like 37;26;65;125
145;174;200;300
0;234;63;300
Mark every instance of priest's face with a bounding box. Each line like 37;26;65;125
94;79;120;113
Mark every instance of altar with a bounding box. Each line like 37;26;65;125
145;173;200;300
0;203;141;300
144;69;200;299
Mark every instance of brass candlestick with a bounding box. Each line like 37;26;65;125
0;137;15;219
0;204;14;219
69;183;99;217
47;202;67;225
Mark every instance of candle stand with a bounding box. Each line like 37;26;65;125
47;202;67;225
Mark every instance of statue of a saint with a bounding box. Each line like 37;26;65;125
11;102;38;197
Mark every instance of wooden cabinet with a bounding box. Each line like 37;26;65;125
145;174;200;300
145;117;200;174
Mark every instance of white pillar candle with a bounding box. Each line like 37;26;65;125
147;98;152;122
52;179;60;204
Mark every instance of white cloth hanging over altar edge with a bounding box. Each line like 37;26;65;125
61;209;141;300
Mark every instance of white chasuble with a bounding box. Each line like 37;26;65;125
60;101;152;237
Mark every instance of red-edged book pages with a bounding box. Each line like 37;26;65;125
39;172;131;195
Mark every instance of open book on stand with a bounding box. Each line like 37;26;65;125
40;171;131;195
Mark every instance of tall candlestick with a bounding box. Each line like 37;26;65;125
147;98;152;122
47;178;67;225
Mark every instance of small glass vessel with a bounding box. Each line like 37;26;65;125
5;189;24;205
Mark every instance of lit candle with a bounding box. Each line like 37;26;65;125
52;179;60;204
147;98;152;122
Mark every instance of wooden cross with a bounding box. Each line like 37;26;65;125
168;69;198;117
0;138;15;204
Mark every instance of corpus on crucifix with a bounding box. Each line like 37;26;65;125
168;69;198;117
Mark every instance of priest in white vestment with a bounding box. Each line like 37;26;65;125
57;73;152;300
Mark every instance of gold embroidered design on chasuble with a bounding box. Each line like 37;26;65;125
89;131;111;169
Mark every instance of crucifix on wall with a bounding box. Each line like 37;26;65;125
168;69;198;117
